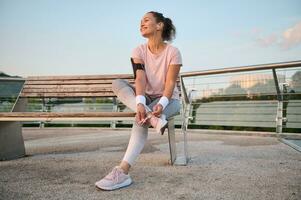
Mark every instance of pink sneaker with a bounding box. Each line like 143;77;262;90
149;114;168;135
95;166;132;191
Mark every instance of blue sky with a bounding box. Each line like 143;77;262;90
0;0;301;77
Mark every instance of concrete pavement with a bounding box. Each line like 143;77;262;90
0;128;300;200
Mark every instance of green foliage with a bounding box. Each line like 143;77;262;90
96;98;113;103
291;71;301;92
83;97;113;104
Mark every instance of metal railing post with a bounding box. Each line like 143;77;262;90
40;98;46;128
111;97;118;128
272;68;283;136
272;69;289;136
179;76;192;165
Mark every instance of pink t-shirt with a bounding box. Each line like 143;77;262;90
131;43;182;100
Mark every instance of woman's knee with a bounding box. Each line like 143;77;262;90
163;99;181;118
111;79;129;94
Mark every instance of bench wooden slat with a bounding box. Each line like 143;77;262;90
23;84;114;89
27;74;134;81
22;87;114;93
25;78;179;85
0;112;135;122
0;112;135;117
25;79;135;85
0;117;134;122
21;92;117;98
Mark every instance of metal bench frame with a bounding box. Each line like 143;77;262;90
0;74;190;165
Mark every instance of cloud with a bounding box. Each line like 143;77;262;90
255;34;278;47
281;21;301;49
252;21;301;50
251;27;262;35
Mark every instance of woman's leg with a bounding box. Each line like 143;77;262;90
121;121;148;172
112;79;151;173
111;79;180;173
111;79;152;112
119;99;181;173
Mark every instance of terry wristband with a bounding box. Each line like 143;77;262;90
158;96;169;110
136;95;146;106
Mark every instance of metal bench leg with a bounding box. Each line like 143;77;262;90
0;122;26;161
111;97;118;128
167;118;189;166
173;125;189;166
167;118;177;165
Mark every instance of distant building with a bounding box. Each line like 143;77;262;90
201;88;217;98
230;73;285;89
189;73;289;99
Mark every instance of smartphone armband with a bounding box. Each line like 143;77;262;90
131;58;145;79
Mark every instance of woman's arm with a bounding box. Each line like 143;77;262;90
132;58;146;96
132;58;147;123
163;64;181;98
152;64;181;117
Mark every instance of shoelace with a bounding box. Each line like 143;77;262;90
105;168;122;183
139;114;152;125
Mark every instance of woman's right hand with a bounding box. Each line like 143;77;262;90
136;103;146;124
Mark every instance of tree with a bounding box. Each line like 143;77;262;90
223;84;247;96
291;71;301;92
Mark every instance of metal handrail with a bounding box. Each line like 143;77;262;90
179;60;301;152
180;60;301;78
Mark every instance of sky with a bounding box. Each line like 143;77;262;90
0;0;301;77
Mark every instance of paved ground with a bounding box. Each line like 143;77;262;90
0;128;300;200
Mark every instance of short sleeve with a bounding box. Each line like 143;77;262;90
131;46;143;60
170;47;183;66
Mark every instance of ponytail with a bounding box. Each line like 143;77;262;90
148;11;176;42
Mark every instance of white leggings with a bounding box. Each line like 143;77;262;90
112;79;181;166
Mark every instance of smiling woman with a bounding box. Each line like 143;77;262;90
140;11;176;42
94;11;183;191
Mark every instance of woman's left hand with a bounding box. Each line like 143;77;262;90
152;104;163;117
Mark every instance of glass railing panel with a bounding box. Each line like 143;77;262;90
182;70;280;129
0;78;25;112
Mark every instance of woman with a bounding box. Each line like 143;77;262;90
95;11;182;191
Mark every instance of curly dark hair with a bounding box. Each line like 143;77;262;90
148;11;176;42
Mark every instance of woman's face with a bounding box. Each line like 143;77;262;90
140;13;163;38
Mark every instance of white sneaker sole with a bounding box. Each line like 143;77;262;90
95;177;133;191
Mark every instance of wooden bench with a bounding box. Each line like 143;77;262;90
0;74;189;165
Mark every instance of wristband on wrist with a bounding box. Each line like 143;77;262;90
158;96;169;110
136;95;146;106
